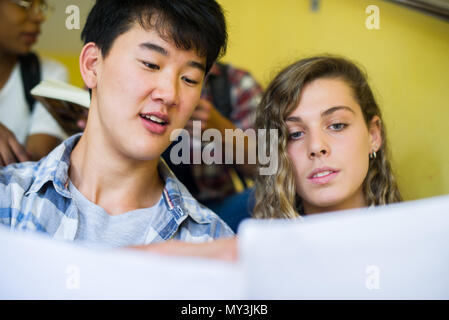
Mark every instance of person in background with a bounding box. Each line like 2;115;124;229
0;0;69;166
162;61;264;232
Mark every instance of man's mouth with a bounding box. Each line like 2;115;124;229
139;113;168;125
139;112;170;135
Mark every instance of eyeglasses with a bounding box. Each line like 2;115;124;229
9;0;53;15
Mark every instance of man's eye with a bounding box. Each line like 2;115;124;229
182;76;199;85
142;62;159;70
329;123;347;131
289;131;304;140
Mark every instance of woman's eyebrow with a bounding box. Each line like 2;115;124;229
285;116;303;123
285;106;355;123
321;106;355;117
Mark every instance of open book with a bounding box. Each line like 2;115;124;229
31;79;90;136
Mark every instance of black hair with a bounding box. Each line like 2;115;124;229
81;0;227;74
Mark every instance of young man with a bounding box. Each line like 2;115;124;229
0;0;233;246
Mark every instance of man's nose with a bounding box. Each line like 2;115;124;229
151;73;180;107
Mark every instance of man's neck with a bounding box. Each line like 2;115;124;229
0;51;18;90
68;125;164;216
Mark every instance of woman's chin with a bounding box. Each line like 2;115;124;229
303;196;347;214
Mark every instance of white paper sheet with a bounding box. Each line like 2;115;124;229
0;228;244;299
238;195;449;299
2;195;449;299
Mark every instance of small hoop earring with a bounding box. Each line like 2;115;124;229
370;150;377;159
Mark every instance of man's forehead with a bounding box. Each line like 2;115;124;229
122;23;205;59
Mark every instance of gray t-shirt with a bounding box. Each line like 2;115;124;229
69;180;166;248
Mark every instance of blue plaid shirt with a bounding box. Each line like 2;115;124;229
0;134;234;244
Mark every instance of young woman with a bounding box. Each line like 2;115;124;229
254;55;402;218
0;0;68;165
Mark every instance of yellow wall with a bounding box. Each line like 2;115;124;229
38;0;449;201
218;0;449;201
34;0;91;87
36;52;83;87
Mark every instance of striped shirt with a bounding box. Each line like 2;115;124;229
0;133;234;245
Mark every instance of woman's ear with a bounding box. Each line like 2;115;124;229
79;42;100;90
368;115;382;152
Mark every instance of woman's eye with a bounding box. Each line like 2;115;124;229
289;131;304;140
142;62;160;70
329;123;347;131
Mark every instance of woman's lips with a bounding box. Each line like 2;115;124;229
21;33;39;45
307;168;340;185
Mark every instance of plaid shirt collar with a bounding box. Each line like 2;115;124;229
25;133;213;225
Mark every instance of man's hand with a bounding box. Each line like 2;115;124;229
129;236;238;262
185;98;214;134
0;123;30;167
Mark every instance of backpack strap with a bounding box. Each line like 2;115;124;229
19;52;41;113
208;62;232;118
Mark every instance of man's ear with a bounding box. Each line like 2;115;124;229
368;115;382;152
79;42;100;90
